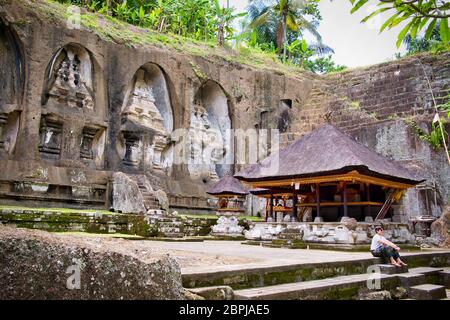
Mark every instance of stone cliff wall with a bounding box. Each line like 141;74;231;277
0;0;448;220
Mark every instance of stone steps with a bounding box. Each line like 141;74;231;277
409;284;447;300
182;252;450;290
186;261;450;300
234;263;408;300
128;174;161;210
409;266;443;277
233;266;447;300
234;273;396;300
397;273;428;288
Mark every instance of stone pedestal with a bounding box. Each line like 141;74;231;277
211;215;244;237
314;217;323;222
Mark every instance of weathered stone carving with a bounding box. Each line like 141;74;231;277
122;132;141;167
120;68;172;170
80;127;97;160
38;118;63;158
123;70;166;134
46;47;94;110
187;104;223;182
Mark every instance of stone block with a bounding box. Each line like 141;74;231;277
409;284;447;300
438;271;450;289
397;273;426;288
376;264;408;274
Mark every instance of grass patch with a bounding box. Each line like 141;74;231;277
0;205;114;215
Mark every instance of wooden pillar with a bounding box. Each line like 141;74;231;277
269;192;274;220
292;187;298;220
343;182;348;218
366;183;371;217
315;183;321;220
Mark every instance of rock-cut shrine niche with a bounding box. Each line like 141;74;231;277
0;19;24;157
40;44;107;167
42;44;94;110
38;116;63;160
188;81;232;183
118;64;174;172
80;126;106;168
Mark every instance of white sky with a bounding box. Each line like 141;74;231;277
223;0;407;68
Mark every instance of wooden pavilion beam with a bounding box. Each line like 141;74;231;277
243;171;414;190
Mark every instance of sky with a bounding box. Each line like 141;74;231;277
223;0;407;68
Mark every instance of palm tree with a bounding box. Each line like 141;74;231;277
212;0;247;46
248;0;322;56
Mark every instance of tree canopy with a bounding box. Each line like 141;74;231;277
348;0;449;47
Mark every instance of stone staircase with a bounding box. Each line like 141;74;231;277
183;254;450;300
128;174;161;211
232;265;449;300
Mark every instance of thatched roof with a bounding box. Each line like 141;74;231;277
207;175;249;196
235;124;424;185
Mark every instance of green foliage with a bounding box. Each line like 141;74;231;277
349;0;450;48
305;55;347;74
247;0;322;53
243;0;344;73
395;21;450;58
56;0;246;44
405;117;447;151
54;0;344;74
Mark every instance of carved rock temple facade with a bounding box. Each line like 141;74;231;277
0;1;449;219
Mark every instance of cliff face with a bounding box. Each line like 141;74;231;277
0;0;448;219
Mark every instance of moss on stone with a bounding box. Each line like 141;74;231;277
326;286;360;300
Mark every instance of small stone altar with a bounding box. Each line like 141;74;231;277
211;216;244;237
206;175;249;237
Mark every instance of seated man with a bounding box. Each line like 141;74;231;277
370;226;407;267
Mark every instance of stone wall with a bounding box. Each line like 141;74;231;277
0;207;220;237
0;0;448;220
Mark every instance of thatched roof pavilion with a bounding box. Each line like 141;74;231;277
207;176;249;213
235;124;424;222
207;175;249;196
